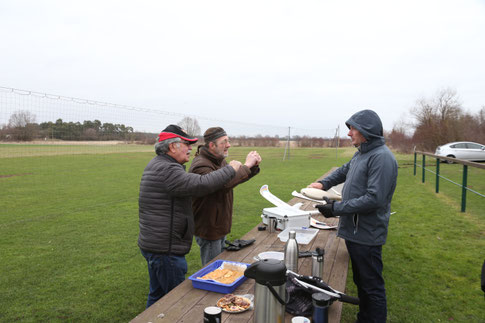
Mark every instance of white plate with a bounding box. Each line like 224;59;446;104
217;294;253;313
253;251;284;261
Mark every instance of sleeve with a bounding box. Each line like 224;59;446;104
191;162;260;191
223;165;260;189
333;152;397;214
320;161;350;190
162;163;236;197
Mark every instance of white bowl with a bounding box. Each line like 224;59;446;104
253;251;284;261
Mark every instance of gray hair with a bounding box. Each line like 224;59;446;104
155;137;182;155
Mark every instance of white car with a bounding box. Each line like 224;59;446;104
435;141;485;163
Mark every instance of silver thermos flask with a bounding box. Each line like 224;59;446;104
312;247;325;279
284;230;299;272
244;259;287;323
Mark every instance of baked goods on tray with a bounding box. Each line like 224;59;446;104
198;263;245;285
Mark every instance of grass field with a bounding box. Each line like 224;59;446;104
1;144;484;322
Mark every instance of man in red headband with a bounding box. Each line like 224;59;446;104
138;124;242;308
189;127;261;266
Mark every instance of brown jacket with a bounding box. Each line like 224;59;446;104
189;147;260;240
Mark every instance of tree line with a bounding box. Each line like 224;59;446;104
1;111;141;142
388;88;485;152
3;88;484;151
0;112;350;147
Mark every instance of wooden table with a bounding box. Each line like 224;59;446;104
131;169;350;323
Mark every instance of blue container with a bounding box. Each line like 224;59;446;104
188;260;249;294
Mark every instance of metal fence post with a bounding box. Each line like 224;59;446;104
461;165;468;212
414;151;417;176
436;158;440;193
422;154;426;183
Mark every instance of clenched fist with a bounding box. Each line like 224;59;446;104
229;160;242;171
245;151;262;168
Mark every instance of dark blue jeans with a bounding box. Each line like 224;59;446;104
345;240;387;323
140;249;187;308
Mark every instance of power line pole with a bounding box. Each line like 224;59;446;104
283;126;291;161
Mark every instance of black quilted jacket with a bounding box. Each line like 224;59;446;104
138;153;235;255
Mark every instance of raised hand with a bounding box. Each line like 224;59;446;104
229;160;242;171
245;151;262;168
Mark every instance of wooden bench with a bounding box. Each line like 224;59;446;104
131;168;349;323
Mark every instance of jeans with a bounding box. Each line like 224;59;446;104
345;240;387;323
195;236;226;266
140;249;187;308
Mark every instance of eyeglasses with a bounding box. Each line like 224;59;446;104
172;141;192;149
217;139;230;146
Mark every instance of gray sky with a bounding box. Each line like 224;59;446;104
1;0;485;136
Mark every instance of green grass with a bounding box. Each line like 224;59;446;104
0;143;152;158
1;144;484;322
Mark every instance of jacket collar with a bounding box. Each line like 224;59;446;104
199;146;225;166
159;153;186;169
358;136;385;153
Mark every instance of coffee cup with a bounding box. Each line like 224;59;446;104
203;306;221;323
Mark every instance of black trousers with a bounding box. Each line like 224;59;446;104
345;240;387;323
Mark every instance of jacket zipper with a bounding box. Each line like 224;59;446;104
168;198;174;255
349;153;361;235
353;214;359;234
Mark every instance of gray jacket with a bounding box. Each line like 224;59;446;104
320;110;398;246
138;153;235;255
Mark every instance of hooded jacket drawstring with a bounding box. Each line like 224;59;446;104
353;214;359;235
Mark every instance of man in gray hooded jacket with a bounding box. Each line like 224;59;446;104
309;109;398;323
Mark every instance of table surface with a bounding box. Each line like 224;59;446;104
131;168;350;323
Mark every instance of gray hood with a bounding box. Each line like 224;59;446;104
345;109;384;140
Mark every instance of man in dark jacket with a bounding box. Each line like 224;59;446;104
189;127;261;266
309;110;398;323
138;124;242;308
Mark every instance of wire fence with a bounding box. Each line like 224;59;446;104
0;86;338;142
0;86;350;230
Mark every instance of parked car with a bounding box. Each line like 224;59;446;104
435;141;485;163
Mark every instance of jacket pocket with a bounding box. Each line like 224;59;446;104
182;216;194;241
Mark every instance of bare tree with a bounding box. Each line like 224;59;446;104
479;107;485;142
8;110;38;141
177;116;201;137
411;88;463;151
8;110;36;128
479;106;485;125
388;123;414;153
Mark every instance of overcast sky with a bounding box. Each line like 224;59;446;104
1;0;485;136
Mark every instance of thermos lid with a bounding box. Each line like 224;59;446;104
244;259;287;285
312;292;332;306
312;247;325;257
289;230;296;239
